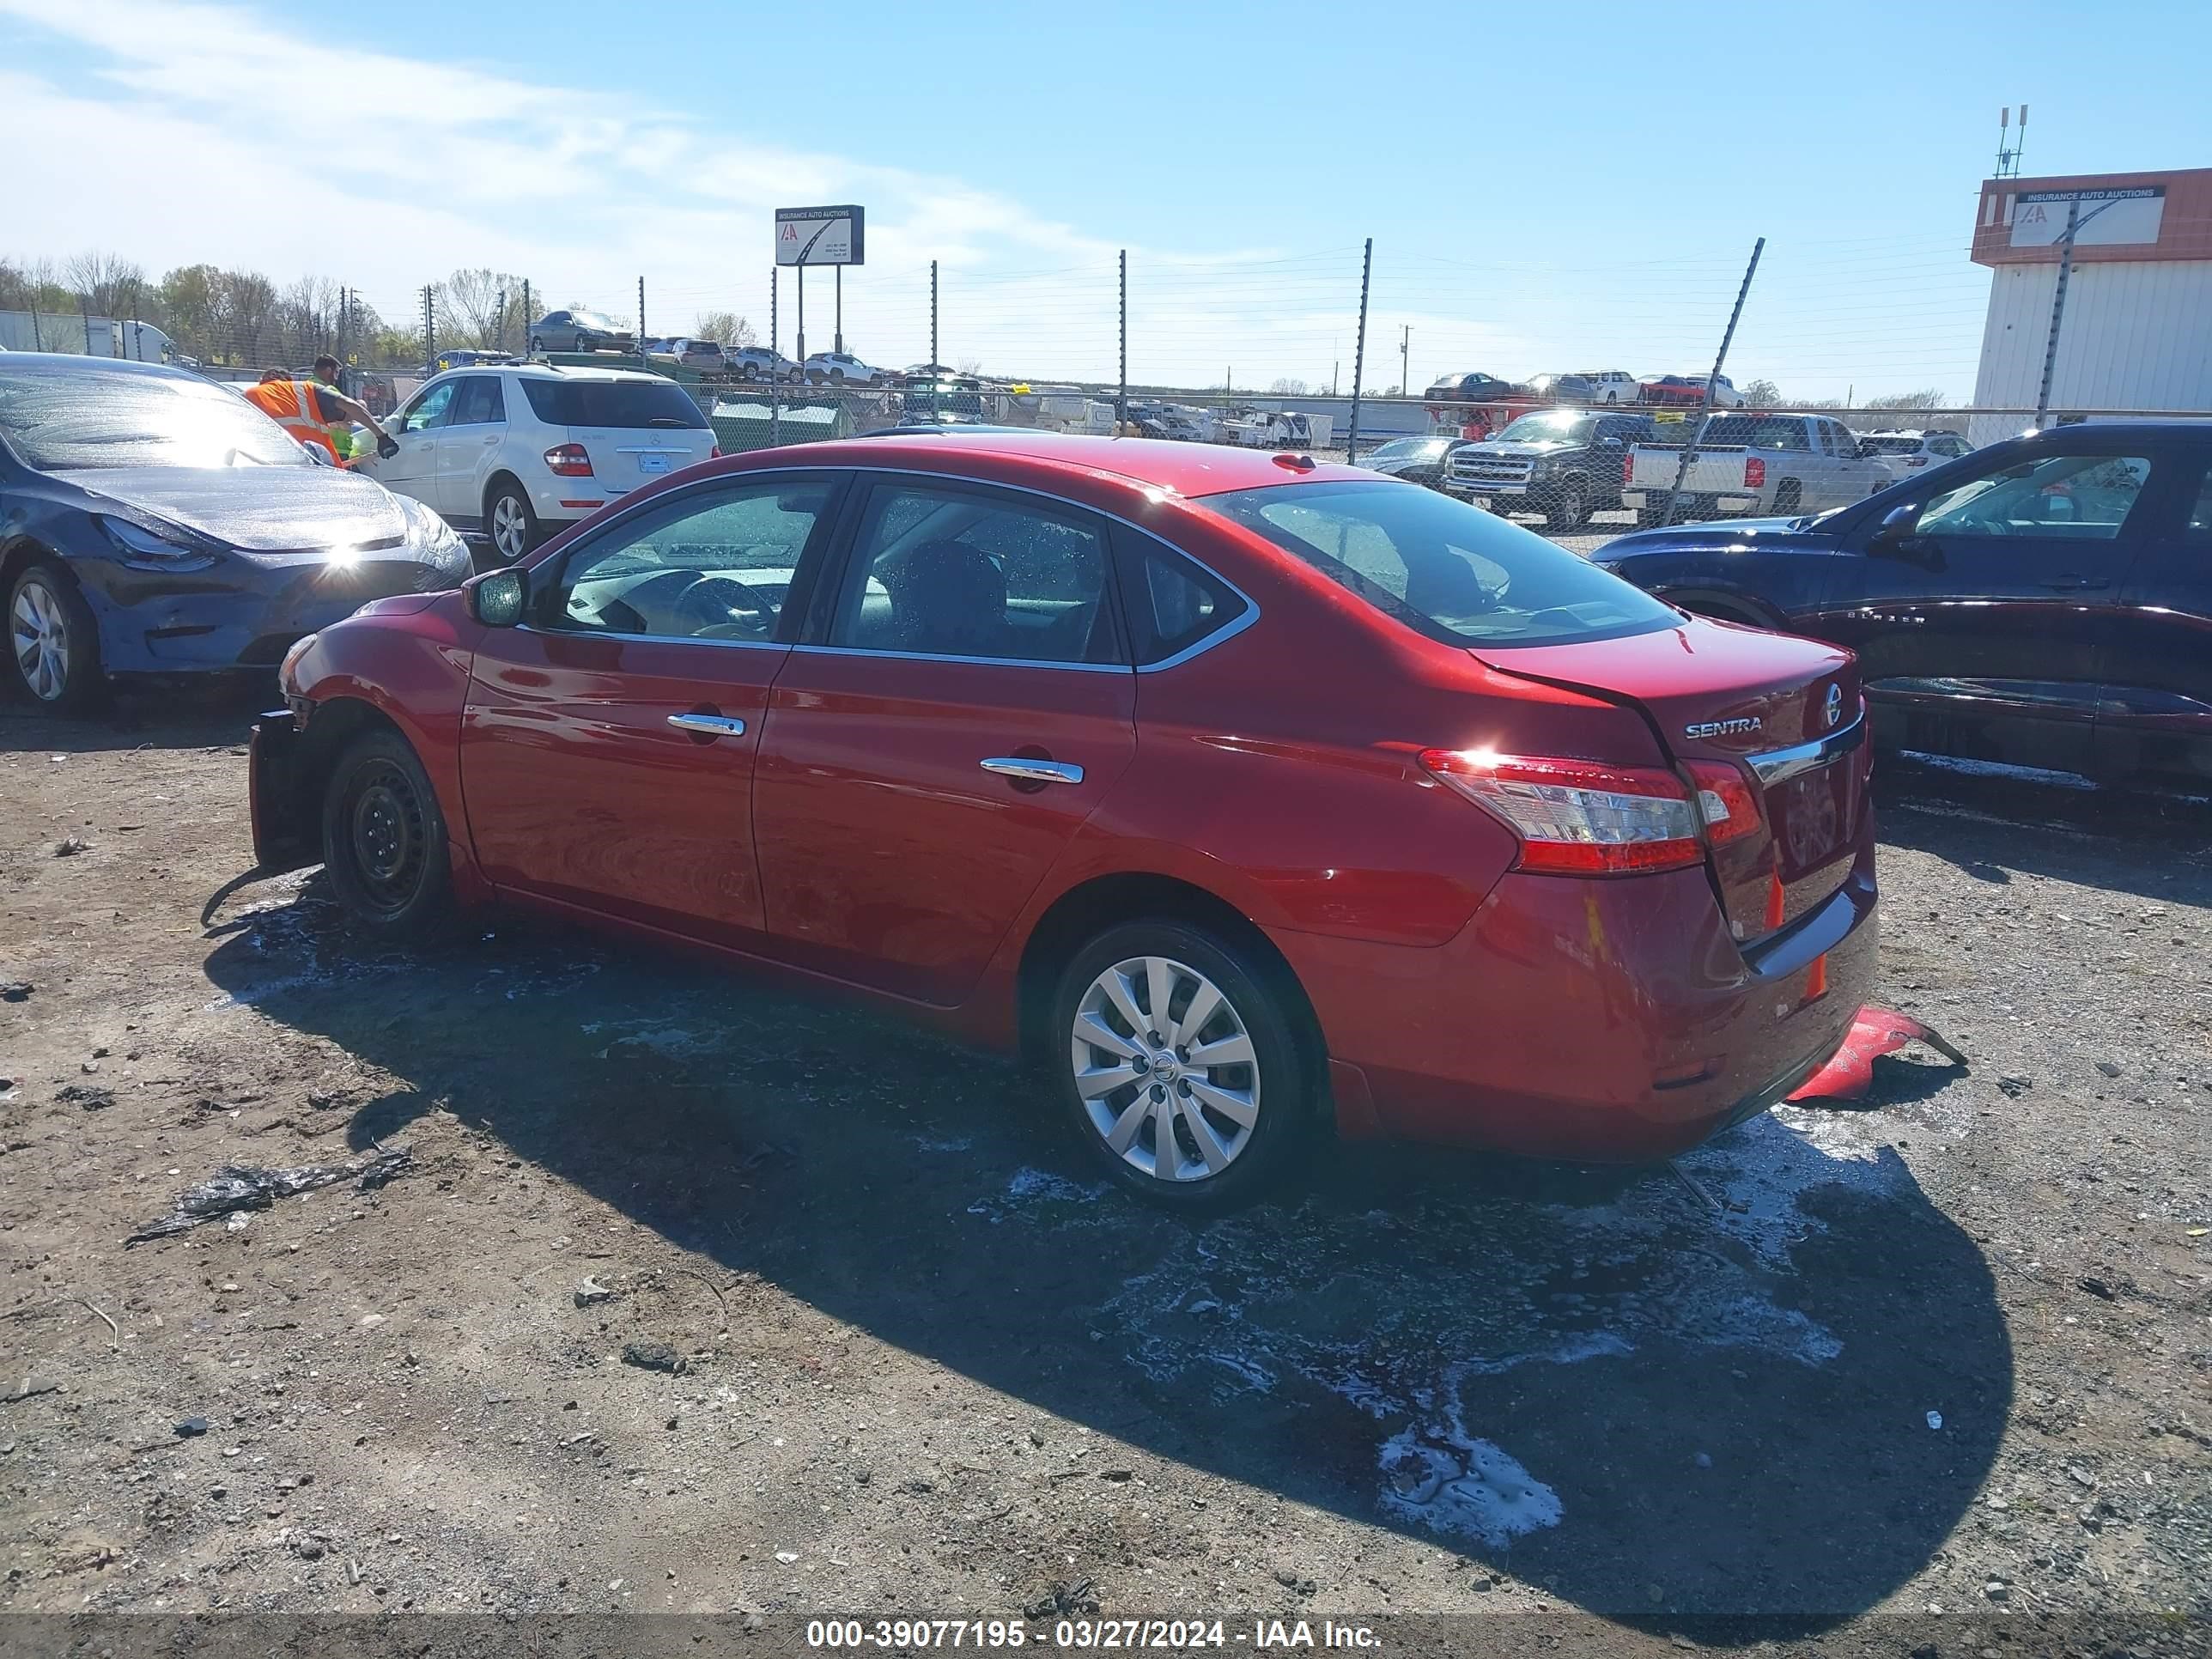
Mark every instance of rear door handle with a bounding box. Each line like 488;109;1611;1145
667;713;747;738
981;757;1084;785
482;434;500;445
2039;574;2110;592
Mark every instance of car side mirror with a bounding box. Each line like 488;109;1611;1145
465;566;528;627
1868;503;1929;556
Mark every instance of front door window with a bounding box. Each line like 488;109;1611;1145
1918;453;2152;539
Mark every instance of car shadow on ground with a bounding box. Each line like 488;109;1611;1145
0;677;270;755
198;877;2010;1637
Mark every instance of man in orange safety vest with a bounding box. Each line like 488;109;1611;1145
245;356;397;465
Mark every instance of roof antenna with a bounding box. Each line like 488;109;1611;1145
1996;105;2027;179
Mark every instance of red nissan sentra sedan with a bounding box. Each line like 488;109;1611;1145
249;433;1876;1209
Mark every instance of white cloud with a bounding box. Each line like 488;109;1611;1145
0;0;1372;383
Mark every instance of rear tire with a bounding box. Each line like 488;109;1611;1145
7;561;103;714
485;479;540;565
320;730;453;939
1051;919;1318;1212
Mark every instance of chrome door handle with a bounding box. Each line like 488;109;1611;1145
981;757;1084;786
667;713;747;737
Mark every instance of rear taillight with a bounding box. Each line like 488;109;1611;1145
544;442;592;477
1744;456;1766;489
1684;760;1761;847
709;445;723;459
1419;750;1705;876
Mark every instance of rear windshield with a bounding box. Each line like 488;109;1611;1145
1204;480;1677;648
520;379;708;429
0;362;307;471
1858;435;1923;453
1670;416;1808;450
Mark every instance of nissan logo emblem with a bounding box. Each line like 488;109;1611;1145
1825;684;1844;729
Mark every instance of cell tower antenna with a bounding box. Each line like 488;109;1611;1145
1996;105;2027;179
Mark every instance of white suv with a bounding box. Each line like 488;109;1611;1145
1575;370;1640;404
360;363;716;563
1855;428;1974;482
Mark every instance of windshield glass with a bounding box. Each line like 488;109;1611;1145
520;379;708;429
572;311;622;331
1205;481;1678;647
0;362;308;470
1370;438;1449;460
1496;412;1595;442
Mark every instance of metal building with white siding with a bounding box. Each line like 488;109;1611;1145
1967;166;2212;444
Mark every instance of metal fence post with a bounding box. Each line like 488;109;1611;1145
769;267;780;447
930;259;939;371
1117;249;1127;429
637;276;647;367
2033;198;2095;430
521;279;531;355
423;285;434;367
1659;236;1764;531
1346;238;1371;462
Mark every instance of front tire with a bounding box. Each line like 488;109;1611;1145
1544;481;1591;532
485;479;540;565
7;562;102;713
1052;920;1318;1212
321;730;453;939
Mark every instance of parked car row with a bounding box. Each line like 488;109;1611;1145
1422;370;1747;439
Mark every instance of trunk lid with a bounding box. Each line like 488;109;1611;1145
570;425;714;494
1474;617;1867;942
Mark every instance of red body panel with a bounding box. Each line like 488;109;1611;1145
273;433;1882;1166
752;652;1137;1005
460;631;787;947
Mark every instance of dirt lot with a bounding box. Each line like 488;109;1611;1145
2;688;2209;1657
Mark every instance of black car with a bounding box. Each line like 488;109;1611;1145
1358;434;1475;489
0;355;471;710
1443;408;1654;529
1591;422;2212;782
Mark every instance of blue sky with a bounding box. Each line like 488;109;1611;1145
5;0;2209;396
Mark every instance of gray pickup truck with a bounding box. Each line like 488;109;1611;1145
1621;411;1890;526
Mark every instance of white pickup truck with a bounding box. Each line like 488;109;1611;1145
1621;412;1890;526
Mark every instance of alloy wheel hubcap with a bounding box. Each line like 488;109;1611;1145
493;496;526;557
10;579;70;702
1071;955;1260;1182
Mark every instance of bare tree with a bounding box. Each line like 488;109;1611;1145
1859;388;1948;430
210;269;278;367
1267;377;1310;396
1740;378;1784;408
63;250;147;318
693;309;757;348
441;268;524;349
955;356;983;378
276;276;342;364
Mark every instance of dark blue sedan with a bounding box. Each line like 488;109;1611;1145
2;354;473;710
1590;422;2212;783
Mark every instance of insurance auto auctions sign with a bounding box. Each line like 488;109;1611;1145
2008;186;2165;248
775;205;866;266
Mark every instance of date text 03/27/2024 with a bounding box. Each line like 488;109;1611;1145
804;1618;1382;1649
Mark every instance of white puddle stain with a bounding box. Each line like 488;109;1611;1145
979;1106;1938;1547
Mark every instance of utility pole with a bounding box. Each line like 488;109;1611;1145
2034;196;2118;429
1659;237;1764;531
1400;325;1410;398
495;287;506;356
1346;238;1372;462
1116;248;1127;429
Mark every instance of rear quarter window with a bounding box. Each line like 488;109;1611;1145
520;379;708;429
1204;480;1677;649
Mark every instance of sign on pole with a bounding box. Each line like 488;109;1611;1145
775;205;866;267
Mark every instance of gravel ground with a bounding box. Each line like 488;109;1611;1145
1;690;2208;1657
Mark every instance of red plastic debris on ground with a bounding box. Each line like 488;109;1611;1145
1788;1006;1967;1103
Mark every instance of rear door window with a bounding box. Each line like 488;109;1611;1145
1205;480;1676;647
520;379;708;430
